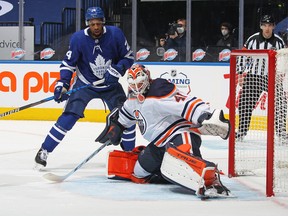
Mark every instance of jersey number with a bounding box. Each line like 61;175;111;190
66;51;72;60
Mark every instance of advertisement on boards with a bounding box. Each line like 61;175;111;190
0;26;35;60
0;62;231;121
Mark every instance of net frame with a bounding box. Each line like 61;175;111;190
228;49;288;197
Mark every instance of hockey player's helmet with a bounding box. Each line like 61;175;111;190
85;7;105;25
127;64;151;102
260;15;275;25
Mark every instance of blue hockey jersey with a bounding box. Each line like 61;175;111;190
59;25;134;90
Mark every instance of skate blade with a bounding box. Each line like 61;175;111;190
202;188;236;199
33;163;45;171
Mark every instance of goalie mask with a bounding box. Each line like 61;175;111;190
127;64;151;103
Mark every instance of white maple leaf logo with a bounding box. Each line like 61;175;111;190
89;55;111;79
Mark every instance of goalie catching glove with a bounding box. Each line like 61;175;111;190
95;108;125;145
197;109;230;140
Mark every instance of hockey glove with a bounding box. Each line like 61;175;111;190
106;120;126;145
54;80;70;103
104;65;122;86
132;145;146;154
95;108;125;146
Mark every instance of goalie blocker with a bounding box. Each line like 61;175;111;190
96;107;125;147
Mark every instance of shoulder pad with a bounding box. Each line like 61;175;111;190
146;78;175;98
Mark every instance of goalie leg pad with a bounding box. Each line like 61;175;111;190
197;109;230;140
160;144;216;192
107;150;139;180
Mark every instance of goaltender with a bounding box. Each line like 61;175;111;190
96;64;232;198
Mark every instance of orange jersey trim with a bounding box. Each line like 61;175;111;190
154;121;193;146
184;98;202;120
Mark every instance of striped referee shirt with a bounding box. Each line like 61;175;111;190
237;32;285;75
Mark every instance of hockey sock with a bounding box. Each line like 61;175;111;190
42;113;79;152
120;124;136;151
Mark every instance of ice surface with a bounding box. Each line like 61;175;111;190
0;120;287;216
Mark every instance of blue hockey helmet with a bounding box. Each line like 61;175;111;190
85;7;105;25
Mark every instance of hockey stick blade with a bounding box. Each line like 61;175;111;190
0;79;104;118
43;141;109;182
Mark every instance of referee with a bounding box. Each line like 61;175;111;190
236;14;286;141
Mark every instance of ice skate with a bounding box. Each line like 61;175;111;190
197;172;232;199
199;182;231;198
34;148;48;170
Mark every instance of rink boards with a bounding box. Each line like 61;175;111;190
0;61;230;121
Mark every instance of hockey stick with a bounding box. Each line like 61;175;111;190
42;141;109;182
0;79;104;118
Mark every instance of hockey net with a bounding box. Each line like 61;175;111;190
228;48;288;197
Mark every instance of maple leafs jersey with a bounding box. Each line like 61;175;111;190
59;26;134;90
118;78;211;147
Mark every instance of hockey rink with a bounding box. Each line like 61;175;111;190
0;120;287;216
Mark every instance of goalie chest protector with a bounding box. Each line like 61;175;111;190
107;150;139;180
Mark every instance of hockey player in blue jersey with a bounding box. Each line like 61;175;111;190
35;7;135;169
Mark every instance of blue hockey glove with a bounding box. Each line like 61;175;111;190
54;80;70;103
104;65;122;86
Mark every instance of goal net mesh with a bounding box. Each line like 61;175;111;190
230;48;288;195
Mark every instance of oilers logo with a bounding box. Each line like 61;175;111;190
133;110;147;135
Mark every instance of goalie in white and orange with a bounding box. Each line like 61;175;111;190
96;64;231;198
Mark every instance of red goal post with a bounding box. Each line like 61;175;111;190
228;49;288;197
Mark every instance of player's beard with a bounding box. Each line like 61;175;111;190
92;29;103;38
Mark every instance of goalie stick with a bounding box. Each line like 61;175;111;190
0;79;104;118
43;141;109;182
